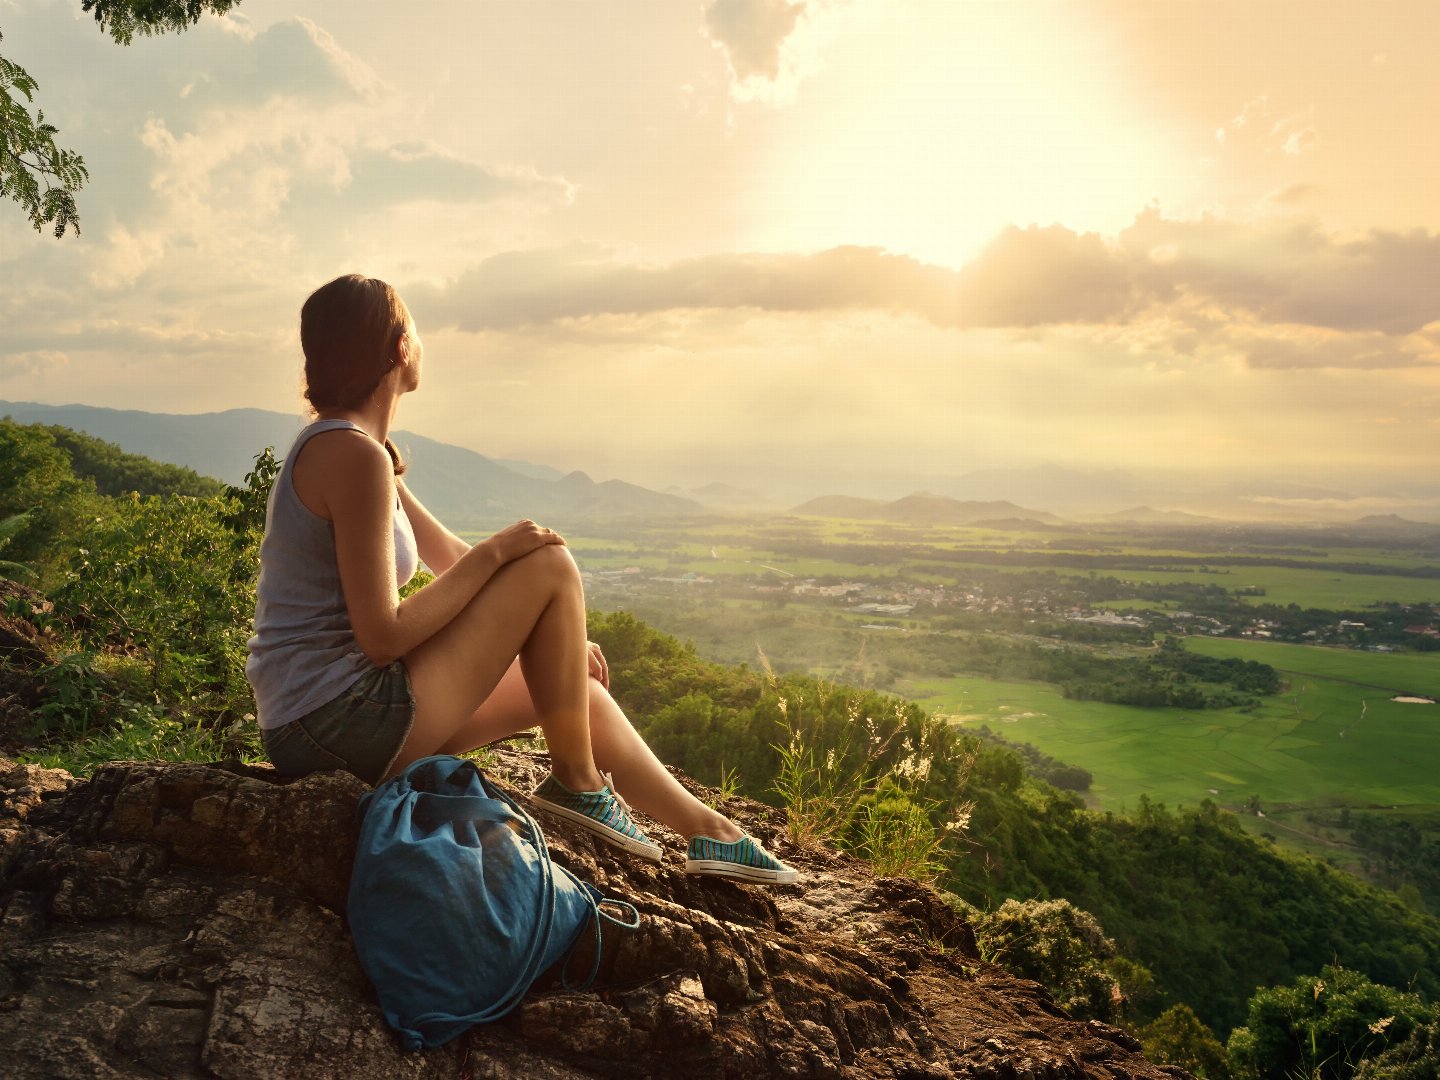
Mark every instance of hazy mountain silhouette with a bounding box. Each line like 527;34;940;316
0;401;698;525
1097;506;1222;525
791;491;1062;525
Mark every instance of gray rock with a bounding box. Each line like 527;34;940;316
0;751;1191;1079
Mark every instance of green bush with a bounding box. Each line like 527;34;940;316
969;897;1129;1022
1139;1003;1232;1079
1227;965;1438;1080
27;449;277;767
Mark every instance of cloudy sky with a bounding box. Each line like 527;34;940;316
2;0;1437;504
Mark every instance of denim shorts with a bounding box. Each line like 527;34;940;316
262;660;416;786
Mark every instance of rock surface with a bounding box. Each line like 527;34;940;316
0;749;1190;1079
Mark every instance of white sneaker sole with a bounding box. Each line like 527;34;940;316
685;858;798;885
531;796;663;862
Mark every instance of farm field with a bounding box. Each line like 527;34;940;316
561;513;1440;875
906;637;1440;818
1183;635;1440;695
554;514;1440;609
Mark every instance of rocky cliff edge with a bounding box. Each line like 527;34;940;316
0;749;1189;1079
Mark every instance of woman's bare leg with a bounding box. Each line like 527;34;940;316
586;678;743;841
387;544;602;790
443;658;743;842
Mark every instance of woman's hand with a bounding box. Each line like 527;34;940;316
587;641;609;689
485;519;566;566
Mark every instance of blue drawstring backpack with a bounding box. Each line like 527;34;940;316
347;755;639;1049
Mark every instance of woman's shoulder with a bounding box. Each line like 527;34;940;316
298;426;390;475
291;426;393;518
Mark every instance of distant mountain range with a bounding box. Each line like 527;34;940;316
1098;506;1222;526
7;400;1440;528
791;492;1063;526
858;461;1440;525
930;463;1147;509
0;400;698;527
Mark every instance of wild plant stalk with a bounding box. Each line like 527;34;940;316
853;798;970;885
762;644;973;883
703;761;742;810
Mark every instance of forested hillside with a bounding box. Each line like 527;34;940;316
587;610;1440;1038
40;424;223;498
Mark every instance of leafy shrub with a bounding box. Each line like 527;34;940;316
1227;964;1438;1080
33;650;160;742
33;449;277;760
1353;1018;1440;1080
1139;1003;1232;1079
969;897;1127;1022
54;492;250;712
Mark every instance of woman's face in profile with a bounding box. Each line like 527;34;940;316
402;317;424;393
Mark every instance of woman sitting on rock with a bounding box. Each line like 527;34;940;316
245;274;795;885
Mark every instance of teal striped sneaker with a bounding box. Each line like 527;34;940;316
531;773;662;862
686;834;798;885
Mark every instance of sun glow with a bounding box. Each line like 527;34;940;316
749;0;1191;268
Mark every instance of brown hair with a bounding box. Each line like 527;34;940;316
300;274;408;474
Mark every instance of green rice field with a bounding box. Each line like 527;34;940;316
906;637;1440;815
556;514;1440;609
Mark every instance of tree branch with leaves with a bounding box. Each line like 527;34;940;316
0;2;242;238
0;34;87;237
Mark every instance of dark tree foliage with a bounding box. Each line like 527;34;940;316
966;725;1093;792
42;424;224;498
953;791;1440;1036
1351;814;1440;915
866;629;1276;710
1139;1004;1232;1079
81;0;242;45
970;898;1127;1022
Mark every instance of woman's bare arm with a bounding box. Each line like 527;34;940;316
402;474;613;684
397;479;471;575
310;433;562;666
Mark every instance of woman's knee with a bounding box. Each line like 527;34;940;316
515;542;582;592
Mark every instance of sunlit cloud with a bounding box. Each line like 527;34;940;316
1;350;69;378
175;17;384;108
954;226;1141;327
1265;183;1317;206
1119;212;1440;337
703;0;806;81
407;244;959;330
411;213;1440;362
1234;327;1436;371
702;0;853;104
